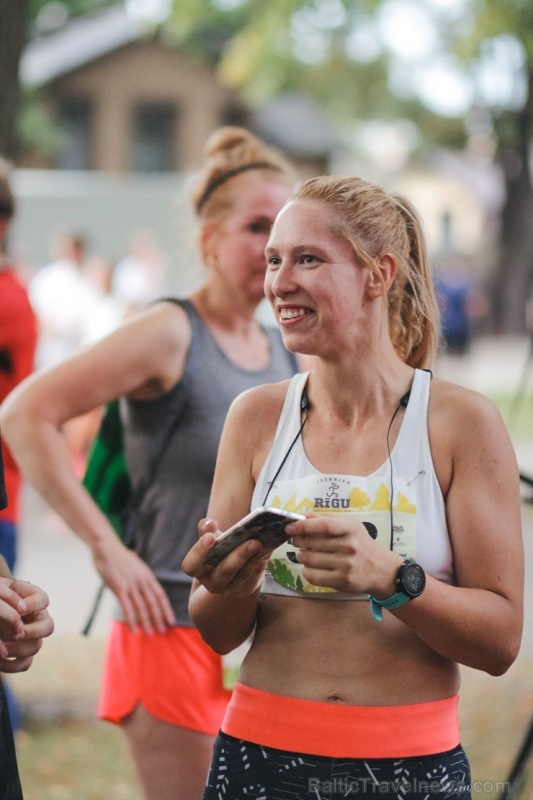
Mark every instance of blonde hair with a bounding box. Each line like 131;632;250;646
190;126;296;222
293;175;440;369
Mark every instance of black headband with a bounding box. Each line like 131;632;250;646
196;161;282;212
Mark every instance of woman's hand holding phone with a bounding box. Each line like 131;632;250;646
182;508;304;597
204;507;305;567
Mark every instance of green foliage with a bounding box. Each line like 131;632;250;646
166;0;477;152
443;0;533;104
168;0;253;62
469;0;533;56
30;0;115;22
17;89;62;156
169;0;397;111
25;0;529;156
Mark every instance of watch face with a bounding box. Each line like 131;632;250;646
402;563;426;597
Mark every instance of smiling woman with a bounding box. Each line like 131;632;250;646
183;173;523;800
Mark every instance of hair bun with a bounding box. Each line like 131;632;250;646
204;126;259;159
190;125;296;216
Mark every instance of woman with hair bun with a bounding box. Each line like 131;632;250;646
183;174;524;800
0;127;299;799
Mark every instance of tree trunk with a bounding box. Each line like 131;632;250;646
0;0;30;160
491;67;533;334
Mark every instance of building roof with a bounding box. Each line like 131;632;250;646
20;5;150;88
251;92;341;157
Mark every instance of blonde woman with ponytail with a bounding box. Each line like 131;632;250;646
184;175;523;800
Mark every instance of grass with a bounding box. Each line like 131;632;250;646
459;660;533;799
8;634;143;800
17;720;141;800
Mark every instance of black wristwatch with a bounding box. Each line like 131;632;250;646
369;559;426;622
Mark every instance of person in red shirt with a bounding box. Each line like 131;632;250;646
0;160;37;570
0;158;38;732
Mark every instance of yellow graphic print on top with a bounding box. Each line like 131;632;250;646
266;474;417;596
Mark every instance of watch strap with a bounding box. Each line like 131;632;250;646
369;558;424;622
369;592;412;622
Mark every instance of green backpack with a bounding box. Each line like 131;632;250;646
82;400;131;537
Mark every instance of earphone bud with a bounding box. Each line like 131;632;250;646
300;390;310;413
400;391;411;408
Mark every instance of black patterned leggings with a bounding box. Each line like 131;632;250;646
203;733;472;800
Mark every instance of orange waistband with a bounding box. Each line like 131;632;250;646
222;682;460;759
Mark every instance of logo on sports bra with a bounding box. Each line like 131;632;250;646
265;473;418;595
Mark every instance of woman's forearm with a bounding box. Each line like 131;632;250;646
394;578;522;676
189;582;259;654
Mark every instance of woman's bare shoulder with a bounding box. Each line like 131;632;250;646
218;378;290;445
428;376;516;498
430;376;504;429
214;379;296;490
105;300;192;395
429;376;513;466
229;377;294;423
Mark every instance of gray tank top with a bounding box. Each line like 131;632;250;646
121;298;298;625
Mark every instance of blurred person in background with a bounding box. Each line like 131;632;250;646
29;230;100;369
0;157;39;733
1;127;301;800
82;255;127;345
434;258;489;358
112;231;168;315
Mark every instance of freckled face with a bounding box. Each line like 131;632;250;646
264;199;369;356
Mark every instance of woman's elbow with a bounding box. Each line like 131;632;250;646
189;617;240;656
188;598;227;654
188;600;253;655
486;633;522;676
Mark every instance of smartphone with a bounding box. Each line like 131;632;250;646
205;506;305;567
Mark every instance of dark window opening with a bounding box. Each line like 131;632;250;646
56;97;93;170
132;103;177;172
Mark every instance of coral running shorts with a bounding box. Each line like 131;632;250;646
98;621;231;735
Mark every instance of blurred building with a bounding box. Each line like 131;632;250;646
19;4;340;177
12;3;343;286
20;5;237;173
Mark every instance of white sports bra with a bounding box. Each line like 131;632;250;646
252;369;455;599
